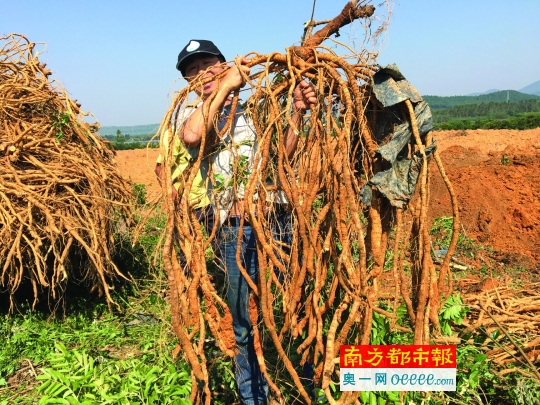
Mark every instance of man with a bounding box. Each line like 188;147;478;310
176;39;316;405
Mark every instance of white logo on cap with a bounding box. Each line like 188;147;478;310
186;41;200;52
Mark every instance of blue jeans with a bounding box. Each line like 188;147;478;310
217;221;268;405
216;211;313;404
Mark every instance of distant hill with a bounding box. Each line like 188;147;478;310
519;80;540;97
98;123;160;137
467;89;500;96
423;90;540;110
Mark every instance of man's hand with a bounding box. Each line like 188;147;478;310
220;57;250;94
293;80;317;111
283;80;317;158
182;57;250;148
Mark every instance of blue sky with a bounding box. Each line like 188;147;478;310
2;0;539;126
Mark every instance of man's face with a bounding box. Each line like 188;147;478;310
184;54;223;99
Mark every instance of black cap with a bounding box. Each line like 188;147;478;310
176;40;226;76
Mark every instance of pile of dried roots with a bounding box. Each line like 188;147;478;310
157;1;461;403
0;34;132;309
461;283;540;380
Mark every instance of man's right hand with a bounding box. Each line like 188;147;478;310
182;57;250;149
220;57;250;94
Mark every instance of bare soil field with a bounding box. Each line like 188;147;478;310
115;128;540;270
429;128;540;270
115;148;161;198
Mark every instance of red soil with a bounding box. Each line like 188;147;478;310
115;148;161;199
115;128;540;269
429;128;540;269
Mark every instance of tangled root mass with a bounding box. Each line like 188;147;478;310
0;34;132;310
155;2;460;403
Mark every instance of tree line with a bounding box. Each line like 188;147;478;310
102;97;540;147
101;130;159;150
424;90;540;110
432;99;540;124
434;112;540;131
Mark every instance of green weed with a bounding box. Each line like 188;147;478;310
3;208;539;405
439;294;469;337
132;183;147;207
52;111;70;143
0;203;192;404
430;216;478;257
36;342;191;404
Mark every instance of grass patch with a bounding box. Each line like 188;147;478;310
1;204;539;404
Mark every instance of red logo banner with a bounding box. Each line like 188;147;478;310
340;345;456;369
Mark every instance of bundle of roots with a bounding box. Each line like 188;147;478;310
460;283;540;380
156;1;460;403
0;34;132;309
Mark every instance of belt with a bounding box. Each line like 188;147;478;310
273;203;291;216
223;216;250;227
224;204;291;227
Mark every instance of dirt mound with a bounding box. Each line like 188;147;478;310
429;128;540;267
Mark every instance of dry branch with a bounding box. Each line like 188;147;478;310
461;285;540;374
